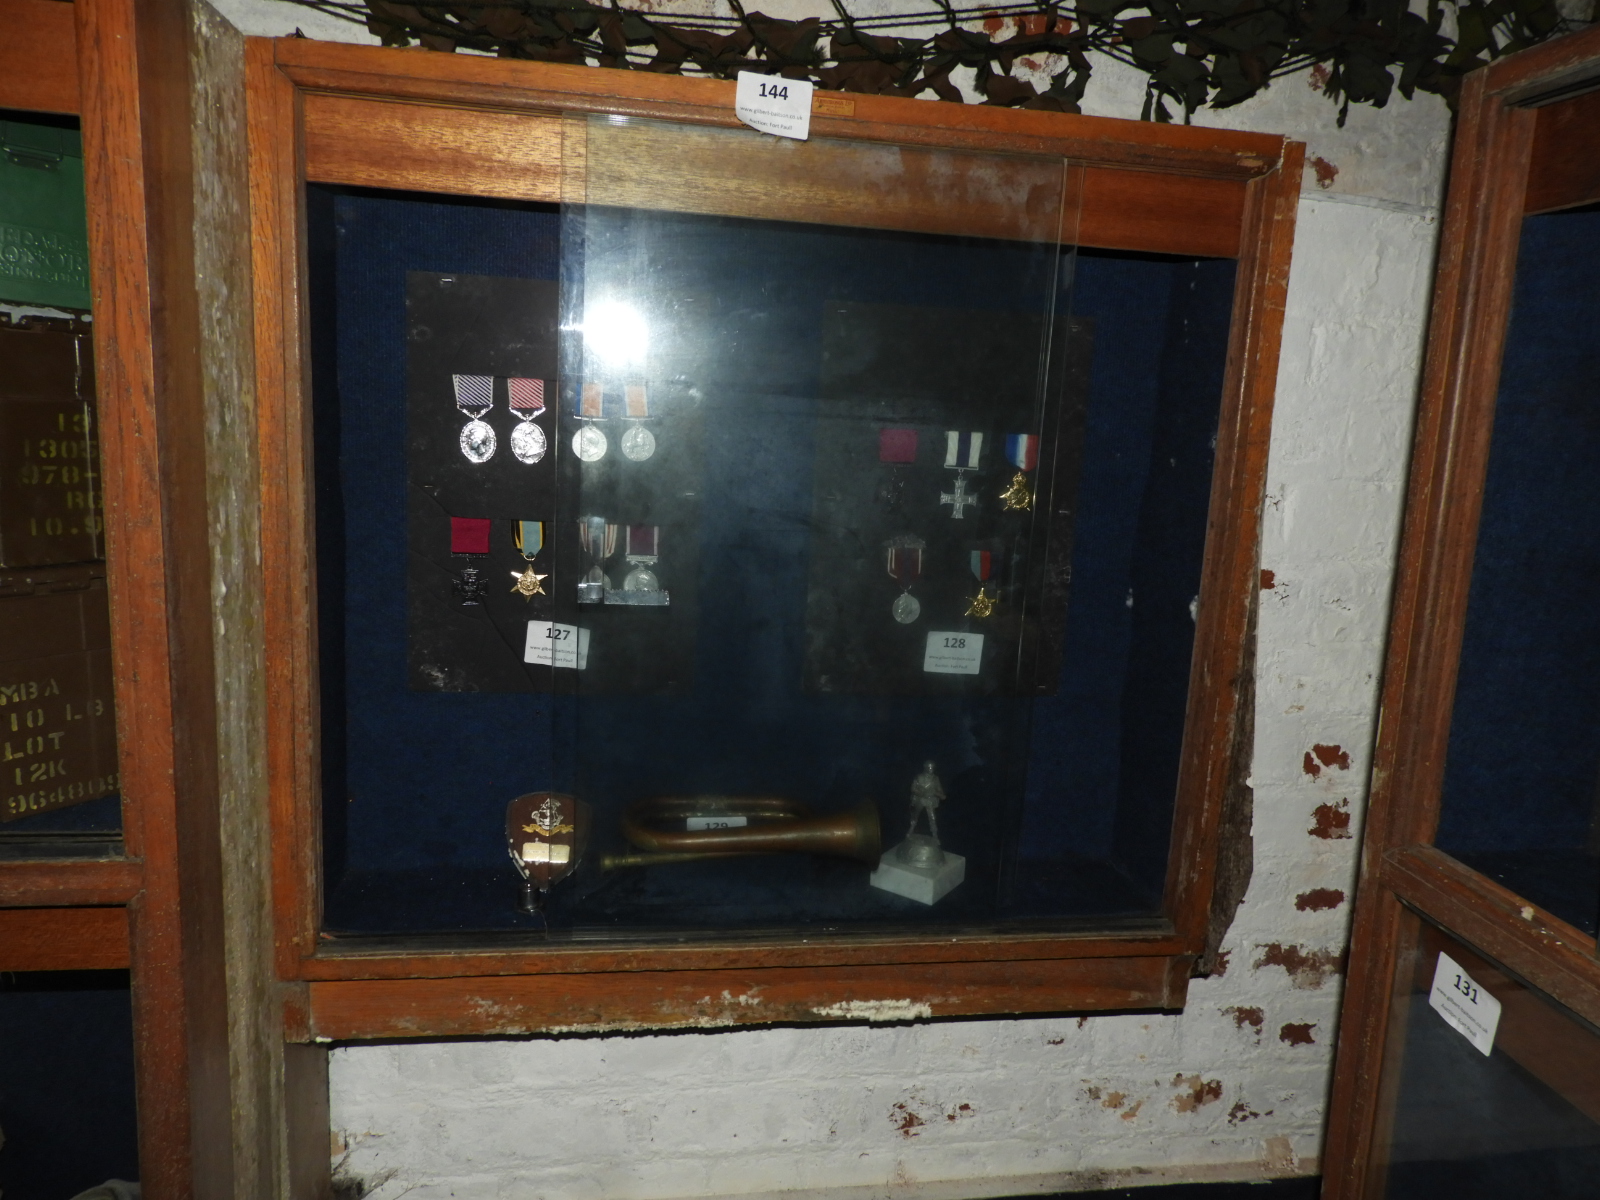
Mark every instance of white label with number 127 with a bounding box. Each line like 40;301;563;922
923;631;984;675
1428;951;1502;1056
524;621;591;670
735;71;813;141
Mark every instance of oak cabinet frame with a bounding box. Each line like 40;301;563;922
248;35;1303;1040
1322;25;1600;1199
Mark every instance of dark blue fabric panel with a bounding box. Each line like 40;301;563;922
314;188;1232;928
1438;207;1600;857
321;191;562;874
0;973;138;1200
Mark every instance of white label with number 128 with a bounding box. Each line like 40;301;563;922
1427;951;1502;1056
923;631;984;675
735;71;814;141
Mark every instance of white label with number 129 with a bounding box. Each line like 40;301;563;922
1427;951;1502;1056
923;631;984;675
524;621;591;670
735;71;814;141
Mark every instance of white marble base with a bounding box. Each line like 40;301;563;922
869;841;965;905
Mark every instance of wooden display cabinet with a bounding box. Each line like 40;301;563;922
1324;25;1600;1199
248;36;1303;1040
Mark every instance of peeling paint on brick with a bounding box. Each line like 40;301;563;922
1254;943;1345;989
1228;1102;1272;1125
1311;798;1354;839
1279;1022;1318;1046
1295;887;1345;911
1260;568;1276;589
1170;1075;1224;1113
1223;1006;1264;1037
1310;156;1339;189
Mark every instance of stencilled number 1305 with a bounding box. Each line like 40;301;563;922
758;81;790;100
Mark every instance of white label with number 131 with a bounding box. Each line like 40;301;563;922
735;71;814;141
1427;951;1502;1056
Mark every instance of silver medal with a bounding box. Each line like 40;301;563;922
621;425;656;462
460;418;497;464
572;425;608;462
511;420;547;464
892;593;921;624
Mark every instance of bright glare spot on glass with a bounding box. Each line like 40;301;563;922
584;299;649;369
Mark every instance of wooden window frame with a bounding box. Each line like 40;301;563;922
1322;25;1600;1199
247;35;1303;1041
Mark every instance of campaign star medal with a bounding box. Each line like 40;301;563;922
507;377;548;464
1000;433;1039;511
510;520;547;600
885;534;925;624
453;374;497;463
941;431;983;519
966;549;997;618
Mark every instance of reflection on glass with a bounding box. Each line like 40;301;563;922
310;117;1236;940
0;113;121;856
1385;924;1600;1198
1436;203;1600;935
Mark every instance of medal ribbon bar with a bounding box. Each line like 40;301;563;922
452;374;494;417
508;377;547;418
944;431;984;470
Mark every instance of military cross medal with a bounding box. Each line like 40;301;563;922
941;431;983;519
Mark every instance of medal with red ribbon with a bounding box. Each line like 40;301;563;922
967;548;998;618
507;378;547;464
885;534;926;624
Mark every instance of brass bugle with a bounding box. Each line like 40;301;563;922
601;795;881;871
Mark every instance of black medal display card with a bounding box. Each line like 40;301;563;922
803;301;1090;696
406;270;699;695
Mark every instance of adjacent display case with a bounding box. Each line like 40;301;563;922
1325;26;1600;1200
249;37;1302;1037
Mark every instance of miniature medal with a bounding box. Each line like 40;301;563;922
510;520;547;599
573;424;608;462
453;374;497;463
966;549;997;618
607;525;670;605
576;515;617;603
453;567;488;605
885;534;925;624
508;377;548;464
620;383;656;462
940;431;983;519
1000;433;1039;511
572;381;609;461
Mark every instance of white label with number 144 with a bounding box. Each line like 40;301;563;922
1428;951;1502;1056
735;71;813;141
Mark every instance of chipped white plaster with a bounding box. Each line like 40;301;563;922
239;2;1451;1191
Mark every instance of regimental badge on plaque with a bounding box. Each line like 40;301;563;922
506;791;590;913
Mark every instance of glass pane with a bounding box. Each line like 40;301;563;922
1383;922;1600;1198
1436;202;1600;935
310;113;1236;941
0;111;122;857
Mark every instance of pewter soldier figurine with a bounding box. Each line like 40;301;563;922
902;761;946;869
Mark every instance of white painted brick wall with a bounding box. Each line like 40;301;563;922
212;1;1451;1190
